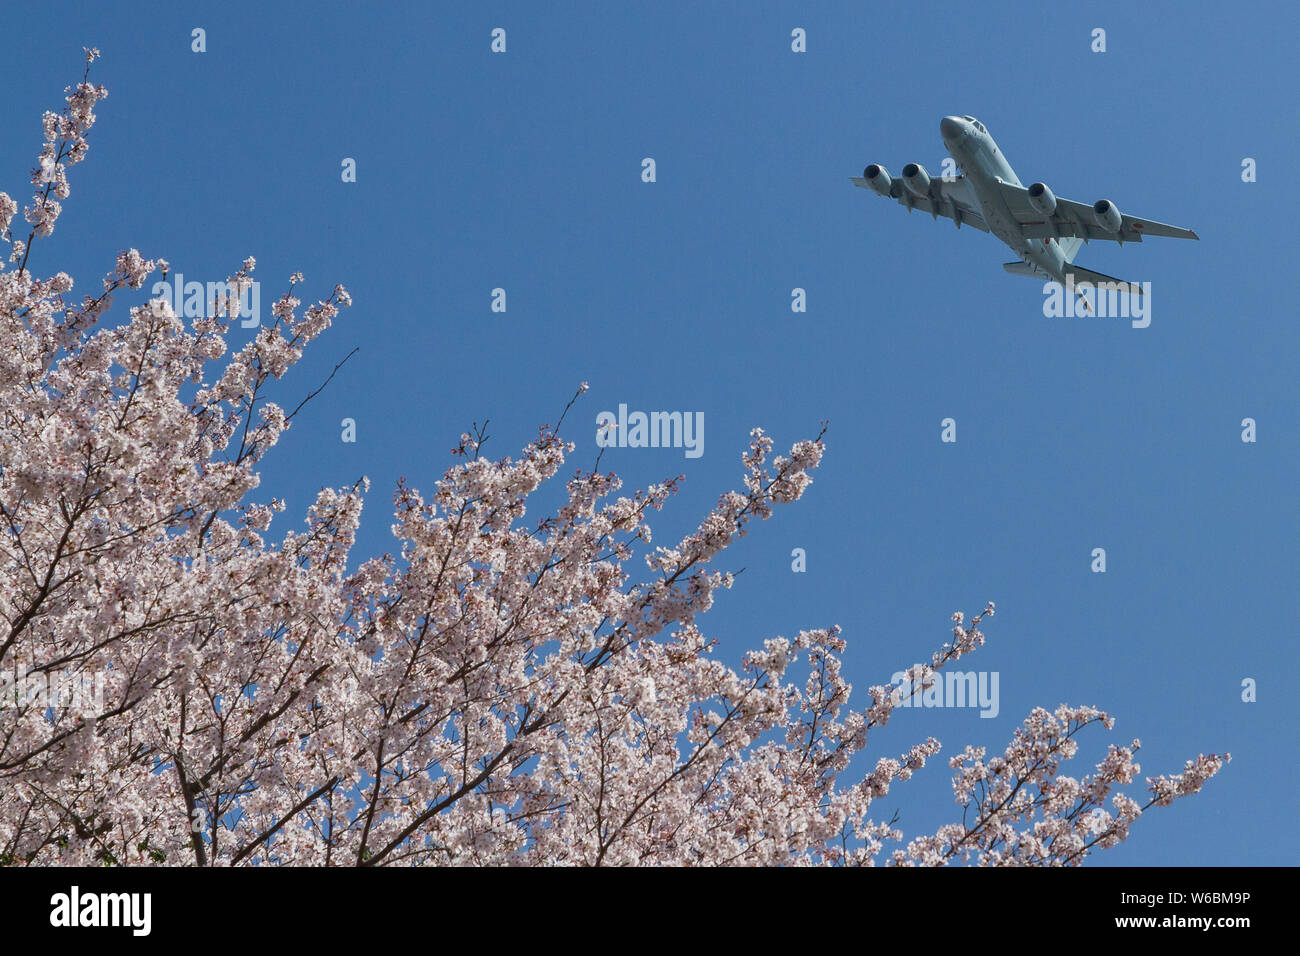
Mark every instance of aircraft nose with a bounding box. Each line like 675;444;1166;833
940;116;966;140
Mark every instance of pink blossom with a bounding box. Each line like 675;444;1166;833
0;59;1229;868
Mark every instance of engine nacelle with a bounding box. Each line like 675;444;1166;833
901;162;932;198
863;164;892;196
1092;199;1123;233
1027;182;1057;216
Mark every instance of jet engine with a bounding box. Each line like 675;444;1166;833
1092;199;1123;233
1027;182;1057;216
901;163;932;198
863;164;892;196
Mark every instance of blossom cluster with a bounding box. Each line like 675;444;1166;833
0;61;1226;866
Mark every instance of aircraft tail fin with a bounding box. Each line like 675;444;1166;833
1056;236;1084;264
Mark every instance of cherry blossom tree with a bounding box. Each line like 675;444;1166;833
0;54;1227;866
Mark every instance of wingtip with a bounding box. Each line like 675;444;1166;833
1190;230;1200;240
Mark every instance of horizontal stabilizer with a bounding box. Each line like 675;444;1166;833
1063;264;1145;296
1003;260;1045;278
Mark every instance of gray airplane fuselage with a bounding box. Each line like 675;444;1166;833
939;115;1069;284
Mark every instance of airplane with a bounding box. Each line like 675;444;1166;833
852;116;1198;305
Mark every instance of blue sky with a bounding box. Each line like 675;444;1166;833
4;0;1295;864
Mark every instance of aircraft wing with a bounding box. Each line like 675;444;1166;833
994;181;1199;243
851;175;990;233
